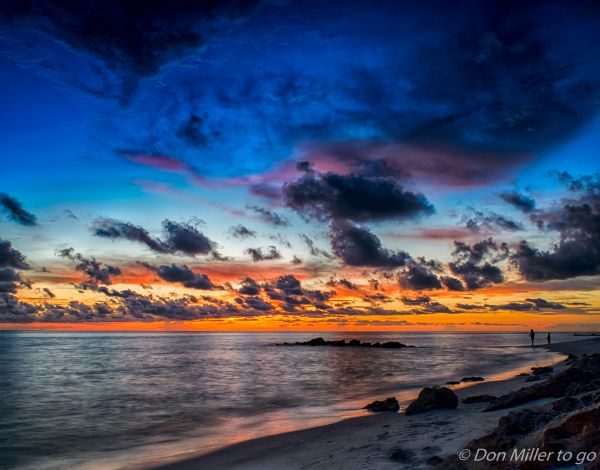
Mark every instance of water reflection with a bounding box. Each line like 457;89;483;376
0;331;569;469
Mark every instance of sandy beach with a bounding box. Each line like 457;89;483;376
153;337;600;470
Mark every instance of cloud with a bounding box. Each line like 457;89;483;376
238;277;261;295
247;206;289;227
93;218;218;257
400;295;431;305
525;298;566;310
0;193;37;226
464;209;523;233
300;234;332;258
58;248;121;286
511;173;600;281
398;258;443;291
449;238;508;290
152;264;215;290
0;239;30;270
245;246;282;262
329;221;411;268
162;220;215;256
0;1;261;77
230;224;256;239
284;168;434;223
499;191;536;213
92;218;170;253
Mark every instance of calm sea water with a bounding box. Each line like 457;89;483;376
0;331;573;469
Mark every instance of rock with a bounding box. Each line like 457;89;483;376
461;376;485;382
565;353;578;363
348;338;361;346
380;341;407;348
440;393;600;469
486;353;600;412
531;366;553;375
426;455;444;465
305;337;326;346
364;396;399;412
405;387;458;415
462;394;496;404
390;447;414;462
446;381;460;385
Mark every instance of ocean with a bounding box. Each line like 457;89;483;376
0;331;571;469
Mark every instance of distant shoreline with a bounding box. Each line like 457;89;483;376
152;337;600;470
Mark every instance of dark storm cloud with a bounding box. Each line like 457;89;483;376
440;276;465;292
245;246;282;262
230;224;256;239
284;170;433;223
449;239;508;290
162;220;215;256
464;210;523;233
499;191;536;213
398;259;443;291
58;248;121;285
329;221;411;268
153;264;215;290
0;267;23;293
92;218;218;257
92;218;169;253
238;277;261;295
511;173;600;281
247;206;289;227
0;239;30;270
0;194;37;226
262;274;334;311
0;0;261;76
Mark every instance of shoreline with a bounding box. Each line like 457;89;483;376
151;337;600;470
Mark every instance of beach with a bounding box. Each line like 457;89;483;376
154;337;600;470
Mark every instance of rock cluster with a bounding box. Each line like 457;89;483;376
277;337;410;348
438;353;600;470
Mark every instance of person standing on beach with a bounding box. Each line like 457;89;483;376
530;329;535;347
547;333;551;345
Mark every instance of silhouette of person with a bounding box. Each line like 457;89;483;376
547;333;551;345
530;329;535;347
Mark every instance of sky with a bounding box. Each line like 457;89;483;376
1;0;600;331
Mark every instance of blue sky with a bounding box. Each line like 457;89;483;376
0;0;599;328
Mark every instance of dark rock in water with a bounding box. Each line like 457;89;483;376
305;337;327;346
531;366;553;375
405;387;458;415
390;447;414;462
517;372;530;376
380;341;406;349
446;381;460;385
462;394;496;404
486;353;600;412
364;396;399;412
426;455;444;465
461;376;485;382
278;337;409;348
